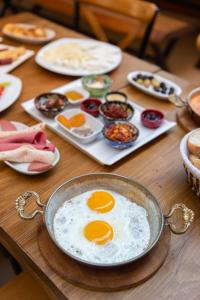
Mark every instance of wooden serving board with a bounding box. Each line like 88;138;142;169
176;108;199;132
38;226;171;292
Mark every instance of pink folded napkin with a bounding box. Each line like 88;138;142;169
0;131;55;151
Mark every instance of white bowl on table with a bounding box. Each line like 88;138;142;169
55;108;103;144
180;129;200;196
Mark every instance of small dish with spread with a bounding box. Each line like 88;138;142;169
34;92;68;118
105;91;127;102
103;121;139;149
64;88;89;105
99;101;134;123
80;98;102;117
141;109;164;129
55;108;103;143
82;74;112;97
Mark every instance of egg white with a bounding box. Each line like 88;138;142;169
53;190;150;264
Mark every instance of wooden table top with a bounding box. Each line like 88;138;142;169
0;12;200;300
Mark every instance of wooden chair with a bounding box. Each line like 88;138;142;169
0;272;50;300
77;0;159;58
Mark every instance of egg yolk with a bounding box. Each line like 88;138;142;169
84;220;114;245
87;191;115;213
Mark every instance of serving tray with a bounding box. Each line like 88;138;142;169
38;225;171;291
22;79;176;166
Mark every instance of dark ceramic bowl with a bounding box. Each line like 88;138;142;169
34;93;68;118
80;98;102;117
141;109;164;129
99;101;134;123
103;121;139;149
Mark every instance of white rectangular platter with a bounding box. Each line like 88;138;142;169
22;79;176;166
0;44;34;74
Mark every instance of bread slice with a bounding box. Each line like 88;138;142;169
188;130;200;157
189;154;200;169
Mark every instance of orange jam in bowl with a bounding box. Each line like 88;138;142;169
65;90;84;102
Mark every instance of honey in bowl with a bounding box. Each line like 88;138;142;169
190;93;200;116
65;90;84;102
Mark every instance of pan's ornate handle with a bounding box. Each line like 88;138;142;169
168;94;187;107
15;191;45;220
165;203;194;234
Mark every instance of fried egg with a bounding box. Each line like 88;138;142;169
53;190;150;264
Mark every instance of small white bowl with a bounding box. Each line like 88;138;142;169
180;129;200;196
55;108;103;144
64;88;89;105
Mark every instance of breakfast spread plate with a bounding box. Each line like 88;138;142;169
2;23;56;44
0;74;22;112
22;79;176;165
35;38;122;76
127;71;182;100
1;121;60;175
0;44;34;74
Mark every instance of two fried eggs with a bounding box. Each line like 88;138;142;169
53;190;150;264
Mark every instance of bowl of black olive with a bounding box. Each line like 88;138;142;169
141;109;164;129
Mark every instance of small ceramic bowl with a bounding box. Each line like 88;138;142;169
82;74;112;97
80;98;102;117
64;88;89;105
34;92;68;118
103;121;139;149
105;91;127;102
55;108;103;144
141;109;164;129
99;101;134;123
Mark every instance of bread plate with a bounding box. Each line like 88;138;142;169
2;23;56;44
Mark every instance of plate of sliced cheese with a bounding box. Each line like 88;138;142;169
35;38;122;76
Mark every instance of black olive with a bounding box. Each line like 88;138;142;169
160;82;166;89
153;87;160;92
168;87;175;95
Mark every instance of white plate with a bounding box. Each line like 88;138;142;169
22;79;176;166
0;74;22;112
127;71;182;100
0;44;34;74
55;108;103;143
35;38;122;76
3;121;60;175
2;23;56;44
